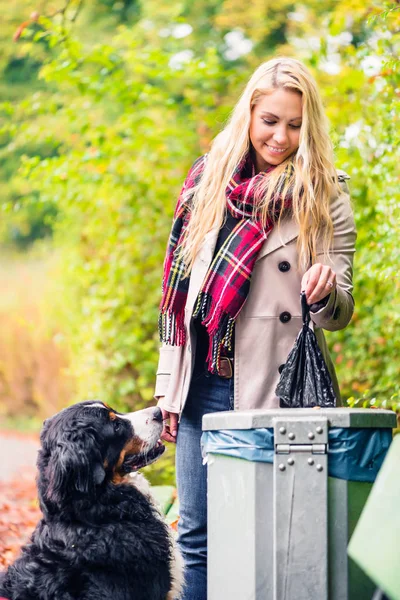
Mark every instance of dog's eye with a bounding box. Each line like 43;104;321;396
113;419;122;432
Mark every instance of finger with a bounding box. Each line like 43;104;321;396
314;269;335;303
160;409;170;438
160;411;178;443
161;421;168;440
159;405;179;443
160;407;169;420
161;430;177;444
303;264;323;299
307;267;329;303
308;268;335;304
169;413;179;439
301;269;311;292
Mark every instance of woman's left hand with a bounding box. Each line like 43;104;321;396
301;263;337;304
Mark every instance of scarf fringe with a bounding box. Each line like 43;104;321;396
158;309;186;346
194;291;236;374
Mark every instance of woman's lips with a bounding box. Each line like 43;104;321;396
266;145;287;154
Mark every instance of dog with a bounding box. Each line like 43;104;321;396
0;401;184;600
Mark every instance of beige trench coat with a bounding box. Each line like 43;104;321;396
155;172;356;417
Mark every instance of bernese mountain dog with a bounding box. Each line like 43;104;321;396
0;401;183;600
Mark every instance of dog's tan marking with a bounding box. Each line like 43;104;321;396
111;449;127;484
111;472;126;484
115;448;126;470
109;411;117;421
111;437;145;484
123;437;144;456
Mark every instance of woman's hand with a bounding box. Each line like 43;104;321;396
157;399;179;444
301;263;337;304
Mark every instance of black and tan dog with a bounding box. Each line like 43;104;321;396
0;401;183;600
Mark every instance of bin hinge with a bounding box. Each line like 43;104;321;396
276;443;327;455
273;416;329;457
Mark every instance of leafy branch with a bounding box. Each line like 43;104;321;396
13;0;85;43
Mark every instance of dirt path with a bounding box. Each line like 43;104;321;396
0;431;41;567
0;431;39;482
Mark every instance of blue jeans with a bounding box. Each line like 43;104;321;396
176;362;234;600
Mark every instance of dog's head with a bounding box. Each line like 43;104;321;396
38;401;165;508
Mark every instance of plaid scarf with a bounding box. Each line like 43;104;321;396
159;153;294;374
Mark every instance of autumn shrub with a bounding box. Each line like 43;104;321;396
0;252;75;422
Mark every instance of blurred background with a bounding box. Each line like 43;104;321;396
0;0;399;487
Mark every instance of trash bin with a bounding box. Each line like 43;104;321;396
348;432;400;600
202;408;396;600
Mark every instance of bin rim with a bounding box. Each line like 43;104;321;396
202;407;397;431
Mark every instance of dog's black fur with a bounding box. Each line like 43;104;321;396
0;401;175;600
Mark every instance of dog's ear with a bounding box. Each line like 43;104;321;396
45;431;105;504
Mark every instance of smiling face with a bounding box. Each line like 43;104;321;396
249;88;303;173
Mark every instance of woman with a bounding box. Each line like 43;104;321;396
155;57;356;600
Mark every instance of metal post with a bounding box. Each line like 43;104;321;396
273;417;328;600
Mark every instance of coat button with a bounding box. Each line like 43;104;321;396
278;363;285;374
278;261;291;272
279;312;291;323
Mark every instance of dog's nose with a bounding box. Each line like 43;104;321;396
152;406;163;423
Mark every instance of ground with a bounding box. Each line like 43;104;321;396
0;431;40;568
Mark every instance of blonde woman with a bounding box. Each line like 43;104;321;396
155;57;356;600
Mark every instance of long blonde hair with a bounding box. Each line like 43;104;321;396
180;57;342;273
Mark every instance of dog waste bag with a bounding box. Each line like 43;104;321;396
275;292;336;408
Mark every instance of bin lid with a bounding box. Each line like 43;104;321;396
202;408;397;431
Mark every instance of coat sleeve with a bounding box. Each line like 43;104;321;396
310;176;357;332
154;155;206;402
154;344;177;399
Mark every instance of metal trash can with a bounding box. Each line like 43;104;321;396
348;433;400;600
202;408;396;600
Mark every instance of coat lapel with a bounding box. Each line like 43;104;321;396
199;218;299;266
256;217;299;261
186;218;299;321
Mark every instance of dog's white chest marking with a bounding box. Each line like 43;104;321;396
127;473;184;599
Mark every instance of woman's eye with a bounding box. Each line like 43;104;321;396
262;119;301;129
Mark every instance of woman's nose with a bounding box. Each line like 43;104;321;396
273;127;289;145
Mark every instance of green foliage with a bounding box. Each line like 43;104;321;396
320;2;400;407
13;14;239;410
0;1;399;468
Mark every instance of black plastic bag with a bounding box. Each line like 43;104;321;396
275;292;337;408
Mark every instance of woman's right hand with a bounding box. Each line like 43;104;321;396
158;399;179;444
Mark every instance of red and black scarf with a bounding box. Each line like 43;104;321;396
159;153;294;374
